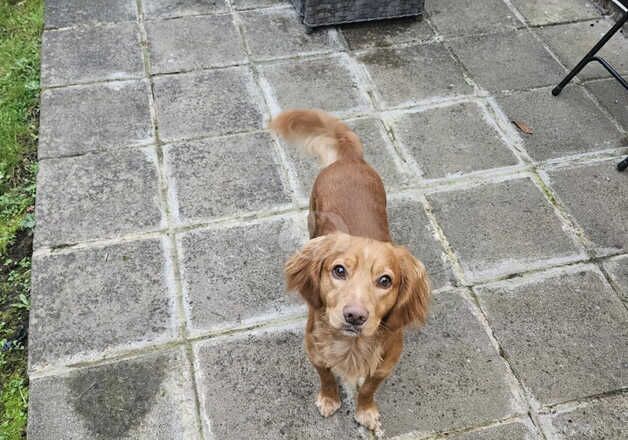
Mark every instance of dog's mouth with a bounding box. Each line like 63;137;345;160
341;325;362;337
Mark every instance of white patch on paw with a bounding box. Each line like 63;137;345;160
355;405;382;434
315;392;341;417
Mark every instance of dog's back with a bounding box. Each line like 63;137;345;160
270;109;390;242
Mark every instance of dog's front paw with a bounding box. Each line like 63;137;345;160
355;404;382;435
315;392;341;417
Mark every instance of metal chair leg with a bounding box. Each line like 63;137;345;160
552;10;628;96
617;157;628;172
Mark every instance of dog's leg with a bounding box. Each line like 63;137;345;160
355;375;385;433
314;365;341;417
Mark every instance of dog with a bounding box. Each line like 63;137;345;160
270;109;431;434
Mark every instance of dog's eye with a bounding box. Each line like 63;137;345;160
377;275;392;288
332;265;347;280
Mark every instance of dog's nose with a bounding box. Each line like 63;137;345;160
343;305;369;326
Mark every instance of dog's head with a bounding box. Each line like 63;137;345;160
285;232;430;336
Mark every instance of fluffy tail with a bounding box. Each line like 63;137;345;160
269;109;363;167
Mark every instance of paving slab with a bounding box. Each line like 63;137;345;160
39;80;153;158
390;102;519;178
341;17;434;50
475;266;628;405
427;177;582;282
146;15;245;74
539;394;628;439
41;23;144;87
357;43;472;108
538;19;628;81
153;67;265;141
586;78;628;129
282;117;406;194
445;421;539;440
388;197;454;290
427;0;521;36
142;0;228;18
509;0;601;26
35;148;164;248
259;54;371;114
164;132;290;223
546;160;627;255
28;348;200;440
378;290;523;438
29;238;175;368
448;30;564;92
603;254;628;302
240;8;340;59
179;217;304;333
45;0;136;28
496;86;624;161
231;0;289;10
194;328;361;439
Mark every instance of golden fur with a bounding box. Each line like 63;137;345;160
271;109;431;433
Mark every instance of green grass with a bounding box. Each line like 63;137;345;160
0;0;43;438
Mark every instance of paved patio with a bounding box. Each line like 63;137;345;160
29;0;627;438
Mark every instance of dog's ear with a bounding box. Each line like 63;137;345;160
385;247;431;331
284;235;336;309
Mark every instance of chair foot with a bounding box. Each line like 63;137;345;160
551;86;562;96
617;157;628;172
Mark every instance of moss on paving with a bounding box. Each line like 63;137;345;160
0;0;43;438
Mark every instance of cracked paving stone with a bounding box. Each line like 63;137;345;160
28;348;200;439
29;238;175;368
475;266;627;405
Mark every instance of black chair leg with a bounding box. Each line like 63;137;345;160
552;10;628;96
617;157;628;172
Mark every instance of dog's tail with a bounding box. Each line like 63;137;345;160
269;109;363;167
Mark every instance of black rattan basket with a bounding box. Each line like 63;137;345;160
291;0;425;32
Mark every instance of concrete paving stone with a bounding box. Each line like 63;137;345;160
509;0;601;26
426;177;582;282
585;78;628;129
341;16;434;50
391;102;519;178
378;290;523;437
240;8;340;59
195;328;361;439
153;67;265;141
231;0;289;10
28;348;199;440
603;254;628;302
142;0;228;19
259;54;371;114
496;86;624;161
538;19;628;81
539;394;627;439
179;217;304;332
41;23;144;87
357;43;472;108
45;0;136;28
427;0;521;36
388;197;454;290
282;117;406;195
164;132;290;222
475;266;628;405
446;421;539;440
38;80;153;158
146;15;245;74
546;160;627;255
29;238;175;368
34;148;164;248
448;30;564;92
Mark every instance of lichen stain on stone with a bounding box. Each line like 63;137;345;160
361;49;409;69
69;357;167;439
